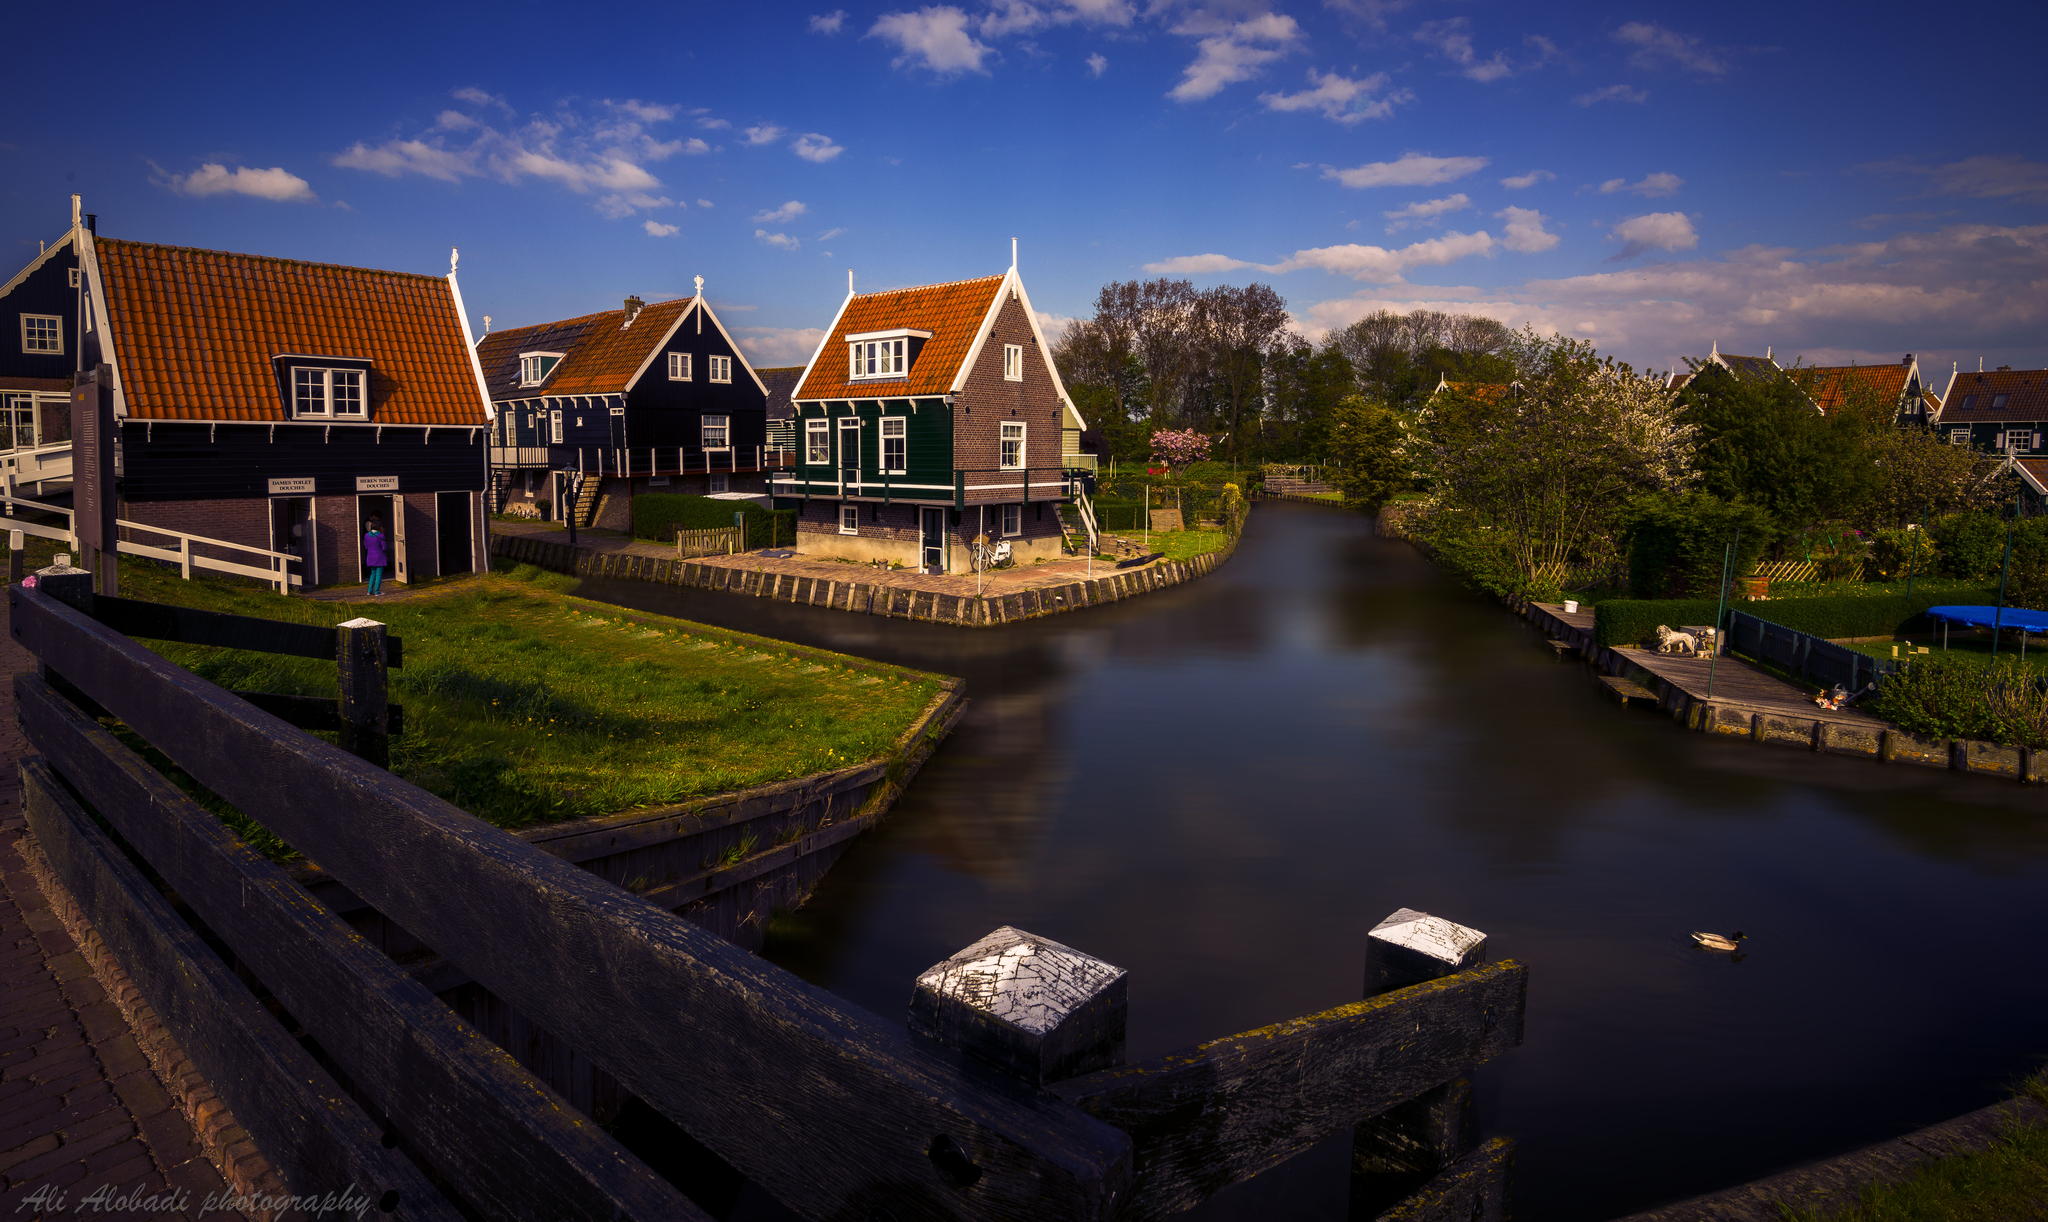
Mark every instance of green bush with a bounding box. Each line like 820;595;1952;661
1866;527;1940;582
1413;511;1535;601
2008;518;2048;610
1931;512;2005;579
632;494;792;548
1622;492;1773;599
1868;654;2048;749
1592;586;2004;647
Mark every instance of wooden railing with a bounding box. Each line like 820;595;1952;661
0;439;75;486
674;526;741;558
115;518;302;593
9;567;1526;1220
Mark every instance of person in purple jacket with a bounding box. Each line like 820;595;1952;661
363;520;390;595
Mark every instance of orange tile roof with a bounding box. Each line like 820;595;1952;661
94;238;488;426
795;274;1005;400
475;297;696;398
1938;368;2048;423
2017;457;2048;494
1792;363;1914;412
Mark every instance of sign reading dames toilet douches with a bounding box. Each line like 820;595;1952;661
267;478;315;495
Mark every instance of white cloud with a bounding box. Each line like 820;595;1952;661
1598;171;1683;198
743;124;786;146
755;229;801;250
1501;169;1556;190
1576;84;1648;106
1611;212;1699;258
1294;222;2048;375
870;7;993;74
753;200;808;223
1496;206;1559;253
161;162;318;203
1323;153;1488;189
1168;12;1300;102
1086;52;1108;77
792;133;844;162
980;0;1049;36
434;110;478;132
1414;18;1507;82
1259;69;1410;124
644;220;680;237
1145;230;1495;283
1383;194;1470;230
1614;22;1726;75
809;9;848;33
818;226;847;241
1871;154;2048;204
450;87;512;114
697;198;715;208
697;117;732;130
333;92;703;217
734;325;828;365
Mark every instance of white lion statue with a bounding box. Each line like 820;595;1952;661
1654;624;1698;655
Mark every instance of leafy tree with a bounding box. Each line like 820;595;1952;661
1622;492;1774;598
1415;330;1696;592
1329;309;1513;411
1678;362;1874;542
1197;283;1290;462
1325;395;1409;509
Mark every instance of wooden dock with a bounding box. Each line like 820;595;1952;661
1614;646;1887;729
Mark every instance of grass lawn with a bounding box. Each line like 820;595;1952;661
1786;1076;2048;1221
1841;633;2048;675
1118;527;1231;563
36;550;947;852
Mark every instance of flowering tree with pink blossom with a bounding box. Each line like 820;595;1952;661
1149;428;1212;469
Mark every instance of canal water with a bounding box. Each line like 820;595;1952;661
579;502;2048;1221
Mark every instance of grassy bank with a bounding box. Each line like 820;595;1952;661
1786;1076;2048;1221
1125;527;1231;563
73;558;947;850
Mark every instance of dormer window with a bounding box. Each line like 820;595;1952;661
520;351;564;387
1992;394;2010;410
292;366;367;419
847;328;930;380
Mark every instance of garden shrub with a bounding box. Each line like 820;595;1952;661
1930;511;2005;579
2007;518;2048;610
632;494;792;548
1867;654;2048;749
1592;586;2003;647
1866;527;1940;582
1622;492;1772;599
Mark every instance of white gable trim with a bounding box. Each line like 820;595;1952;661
622;298;699;392
694;298;771;397
947;270;1011;398
793;289;858;401
2013;456;2048;496
446;269;497;423
1010;273;1087;433
946;268;1087;432
0;228;75;301
75;229;128;420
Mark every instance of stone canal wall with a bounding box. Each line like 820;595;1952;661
492;528;1242;627
1523;601;2047;784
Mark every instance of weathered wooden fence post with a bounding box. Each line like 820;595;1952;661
33;556;93;611
336;616;391;768
910;926;1127;1191
7;529;23;584
1352;908;1510;1221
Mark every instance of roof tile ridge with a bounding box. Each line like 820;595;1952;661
95;237;444;282
853;272;1006;298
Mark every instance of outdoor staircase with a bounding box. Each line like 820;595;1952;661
565;472;604;527
1060;488;1101;555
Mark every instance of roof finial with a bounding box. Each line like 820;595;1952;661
1979;356;1985;372
482;314;492;336
1710;338;1719;357
70;194;81;229
1765;344;1772;361
847;267;855;295
693;273;704;298
1010;236;1018;271
450;246;460;276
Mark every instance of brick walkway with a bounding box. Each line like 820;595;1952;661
491;519;1177;596
0;591;232;1217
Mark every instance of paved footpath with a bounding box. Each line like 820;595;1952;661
0;590;234;1218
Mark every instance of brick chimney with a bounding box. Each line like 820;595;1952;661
1902;353;1913;365
622;295;645;327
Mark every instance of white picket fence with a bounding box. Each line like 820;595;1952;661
1;494;302;593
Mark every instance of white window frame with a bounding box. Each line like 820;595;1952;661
880;416;907;474
20;314;62;355
838;417;860;471
519;352;563;387
1000;421;1026;470
67;268;81;288
805;417;830;465
290;367;367;420
2002;428;2034;452
1948;429;1971;446
701;414;730;448
708;472;729;493
549;410;564;444
849;338;907;380
1003;343;1023;382
709;355;732;384
1000;504;1022;536
668;352;693;381
839;504;859;535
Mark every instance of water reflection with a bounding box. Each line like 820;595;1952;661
571;504;2048;1221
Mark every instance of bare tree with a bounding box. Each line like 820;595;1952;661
1199;283;1290;462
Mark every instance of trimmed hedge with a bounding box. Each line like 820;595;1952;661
1868;655;2048;750
631;494;793;549
1593;586;2003;648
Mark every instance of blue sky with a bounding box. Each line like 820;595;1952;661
7;0;2047;378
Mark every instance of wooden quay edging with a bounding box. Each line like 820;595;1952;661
9;563;1527;1219
492;525;1244;628
1523;602;2046;784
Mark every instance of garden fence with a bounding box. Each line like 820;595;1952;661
1726;610;1900;694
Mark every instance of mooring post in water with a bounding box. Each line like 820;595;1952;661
336;617;391;768
1352;908;1495;1216
909;925;1128;1088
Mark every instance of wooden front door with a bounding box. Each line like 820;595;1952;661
921;507;947;573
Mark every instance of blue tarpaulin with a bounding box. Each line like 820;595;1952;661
1925;605;2048;634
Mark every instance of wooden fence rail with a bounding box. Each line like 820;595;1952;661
9;565;1527;1219
675;525;741;558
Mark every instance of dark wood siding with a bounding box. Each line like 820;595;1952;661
121;422;486;501
0;246;82;383
789;398;953;497
623;311;767;454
